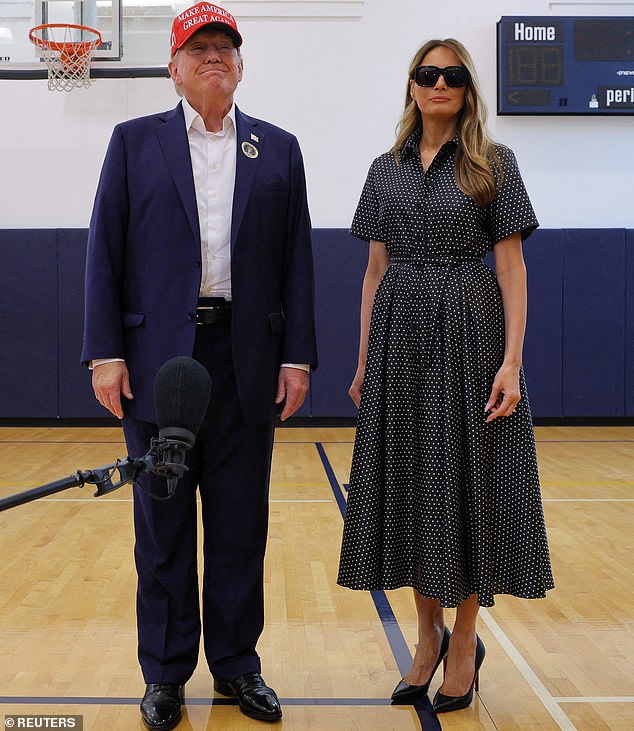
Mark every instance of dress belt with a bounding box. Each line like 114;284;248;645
390;255;481;267
389;255;482;369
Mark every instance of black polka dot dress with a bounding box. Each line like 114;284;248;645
337;132;555;607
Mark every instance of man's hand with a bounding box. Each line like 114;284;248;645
275;367;310;421
92;361;134;419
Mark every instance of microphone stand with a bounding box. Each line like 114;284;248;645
0;437;190;513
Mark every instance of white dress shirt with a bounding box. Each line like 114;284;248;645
182;97;234;300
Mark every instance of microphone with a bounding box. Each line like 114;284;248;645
151;356;212;495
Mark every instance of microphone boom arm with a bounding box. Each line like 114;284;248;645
0;436;189;513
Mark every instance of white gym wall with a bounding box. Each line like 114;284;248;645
0;0;632;229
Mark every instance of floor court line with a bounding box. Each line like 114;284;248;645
0;696;399;707
8;497;634;504
553;697;634;703
542;498;634;502
4;498;334;504
535;440;634;444
7;496;634;504
542;481;634;487
479;609;576;730
1;437;633;445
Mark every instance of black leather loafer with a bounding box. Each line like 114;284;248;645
140;683;184;730
214;672;282;722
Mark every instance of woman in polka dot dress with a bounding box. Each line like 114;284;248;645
337;39;554;713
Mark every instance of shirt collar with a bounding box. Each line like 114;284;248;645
182;98;236;136
399;129;422;161
399;129;459;162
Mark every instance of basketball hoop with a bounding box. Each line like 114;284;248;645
29;24;102;92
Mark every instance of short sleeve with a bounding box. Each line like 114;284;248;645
350;159;385;243
486;145;539;247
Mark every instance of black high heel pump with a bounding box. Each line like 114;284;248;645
432;635;485;713
391;627;451;702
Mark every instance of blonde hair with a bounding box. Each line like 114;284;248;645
392;38;500;207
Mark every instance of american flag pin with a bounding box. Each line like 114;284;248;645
251;133;259;142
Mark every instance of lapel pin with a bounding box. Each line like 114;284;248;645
241;141;259;159
251;133;259;142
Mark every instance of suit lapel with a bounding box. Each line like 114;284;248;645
156;102;200;246
232;107;261;251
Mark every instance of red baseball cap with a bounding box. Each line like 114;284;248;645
170;3;242;57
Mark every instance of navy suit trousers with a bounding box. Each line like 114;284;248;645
123;321;276;683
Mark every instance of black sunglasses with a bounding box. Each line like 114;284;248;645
414;65;469;88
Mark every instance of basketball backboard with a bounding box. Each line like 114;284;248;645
0;0;175;72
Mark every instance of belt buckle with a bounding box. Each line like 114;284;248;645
195;303;229;326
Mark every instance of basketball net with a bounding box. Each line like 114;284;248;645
29;24;102;92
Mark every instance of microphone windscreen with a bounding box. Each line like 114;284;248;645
153;357;212;446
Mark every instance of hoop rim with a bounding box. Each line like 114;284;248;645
29;23;102;51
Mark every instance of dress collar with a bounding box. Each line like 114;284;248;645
399;130;459;162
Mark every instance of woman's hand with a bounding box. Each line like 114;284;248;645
349;366;365;408
484;362;521;422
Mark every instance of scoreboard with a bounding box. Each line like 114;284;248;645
497;16;634;115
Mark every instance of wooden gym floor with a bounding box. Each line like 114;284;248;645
0;425;633;730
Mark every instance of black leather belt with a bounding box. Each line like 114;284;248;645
196;297;231;326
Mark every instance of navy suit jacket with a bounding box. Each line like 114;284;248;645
82;102;317;423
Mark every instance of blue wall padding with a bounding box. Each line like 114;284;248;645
57;229;107;418
0;230;58;417
0;228;631;419
523;230;564;418
626;230;634;416
311;229;365;417
563;229;625;416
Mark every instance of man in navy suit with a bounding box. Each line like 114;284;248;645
82;4;317;728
